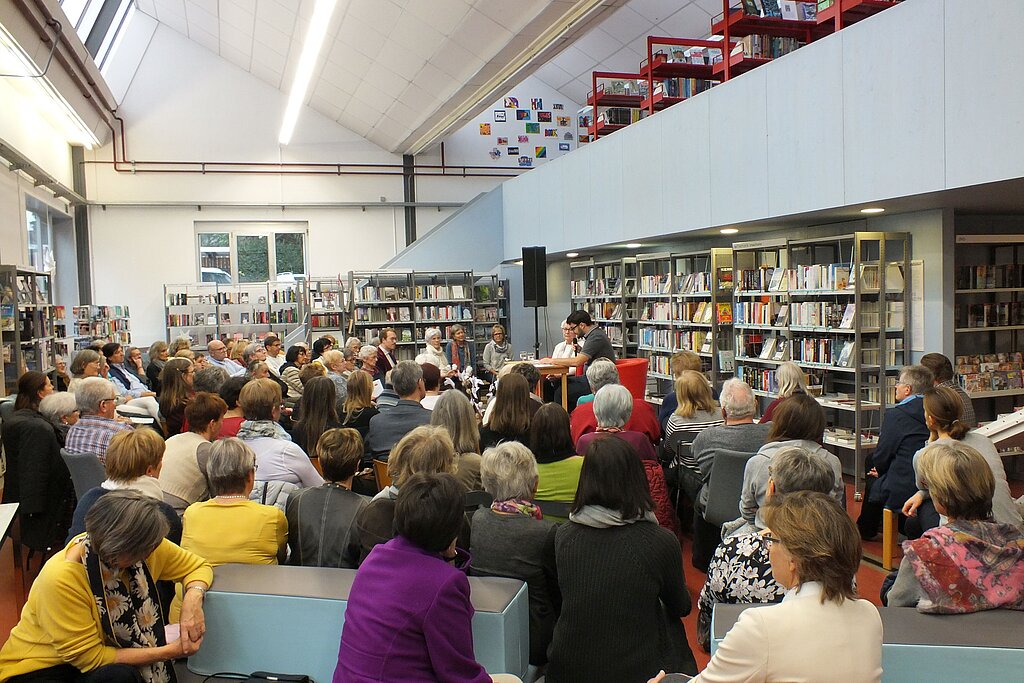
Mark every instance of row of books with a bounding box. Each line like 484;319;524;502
661;45;724;66
414;285;468;301
656;79;714;100
360;328;415;344
169;309;298;326
732;34;804;60
76;319;131;337
677;330;713;354
355;286;411;302
647;353;671;376
789;338;856;368
570;278;629;297
354;306;412;323
599;108;646;126
735;301;782;326
473;306;504;322
310;313;345;329
640;302;672;321
955;353;1024;374
956;264;1024;290
74;305;130;320
959;371;1024;394
676;272;715;294
310;290;344;311
789;302;854;329
736;263;904;292
956;302;1024;328
639;328;672;350
741;1;817;21
414;306;472;322
739;365;778;394
639;275;671;295
582;302;632;320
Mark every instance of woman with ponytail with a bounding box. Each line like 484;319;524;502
902;386;1021;537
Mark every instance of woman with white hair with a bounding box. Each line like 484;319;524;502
470;442;559;667
422;327;454;376
357;344;379;380
39;391;79;445
576;385;679;535
759;361;807;423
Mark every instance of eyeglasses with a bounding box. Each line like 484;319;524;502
101;397;116;405
763;533;782;546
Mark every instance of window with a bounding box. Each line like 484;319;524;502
25;195;55;271
59;0;136;71
195;223;307;284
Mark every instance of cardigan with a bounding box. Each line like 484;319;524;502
741;439;846;529
545;520;694;683
159;431;213;509
0;538;212;680
334;535;491;683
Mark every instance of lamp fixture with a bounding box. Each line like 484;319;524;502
720;228;739;235
860;207;885;214
625;243;642;249
566;251;579;258
514;259;524;266
278;0;341;145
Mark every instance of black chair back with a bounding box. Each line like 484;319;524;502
60;449;106;500
704;450;757;527
534;499;572;521
465;490;493;511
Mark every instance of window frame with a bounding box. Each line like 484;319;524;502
194;222;308;285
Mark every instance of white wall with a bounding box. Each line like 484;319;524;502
501;0;1024;259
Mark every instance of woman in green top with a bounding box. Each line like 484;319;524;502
530;403;584;503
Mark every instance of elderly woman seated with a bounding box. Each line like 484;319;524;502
336;473;523;683
695;447;835;652
885;441;1024;611
576;384;678;534
421;327;454;376
159;392;228;515
690;492;882;682
39;391;79;446
570;359;659;447
286;428;369;568
470;442;559;668
0;491;212;682
321;349;352;411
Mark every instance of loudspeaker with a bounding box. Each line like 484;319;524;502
522;246;547;307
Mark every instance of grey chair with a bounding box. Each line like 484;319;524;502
703;450;757;528
0;398;16;422
465;490;494;511
60;449;106;500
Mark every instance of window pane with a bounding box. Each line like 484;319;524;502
274;233;305;280
237;235;269;283
199;233;232;283
25;196;49;271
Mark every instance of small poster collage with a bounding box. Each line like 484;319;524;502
480;96;578;166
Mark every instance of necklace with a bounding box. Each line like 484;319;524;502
216;495;248;501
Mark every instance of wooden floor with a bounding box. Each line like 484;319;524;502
2;478;1020;674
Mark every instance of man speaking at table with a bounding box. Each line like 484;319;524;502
539;310;616;411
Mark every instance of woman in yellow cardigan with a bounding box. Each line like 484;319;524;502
0;490;213;683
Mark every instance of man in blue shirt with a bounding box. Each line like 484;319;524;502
103;342;156;399
206;339;246;377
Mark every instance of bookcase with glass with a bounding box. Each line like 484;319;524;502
306;277;349;344
349;271;418;362
474;275;510;361
953;234;1024;422
411;271;475;354
637;252;674;397
0;265;56;396
569;257;639;357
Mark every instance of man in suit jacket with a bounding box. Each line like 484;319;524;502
367;361;431;459
857;364;933;540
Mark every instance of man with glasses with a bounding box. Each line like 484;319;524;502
263;334;286;376
206;340;246;377
65;377;134;461
540;310;616;411
856;364;933;540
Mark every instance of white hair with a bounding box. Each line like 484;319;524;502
424;327;442;341
593;384;633;429
75;377;117;415
719;378;756;419
480;442;538;501
586;359;620;394
358;344;378;362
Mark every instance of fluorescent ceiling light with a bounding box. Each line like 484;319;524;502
566;251;580;258
625;243;642;249
720;228;739;235
860;207;885;214
514;260;524;266
279;0;341;145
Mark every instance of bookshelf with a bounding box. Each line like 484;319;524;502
816;0;902;32
0;265;56;396
638;37;726;115
569;256;638;357
673;248;735;389
411;271;475;354
712;1;821;80
306;277;348;344
587;71;646;140
163;282;303;348
349;271;418;361
953;234;1024;421
733;237;791;403
74;305;131;346
637;252;674;397
474;275;510;361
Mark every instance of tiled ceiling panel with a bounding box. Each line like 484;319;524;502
134;0;719;152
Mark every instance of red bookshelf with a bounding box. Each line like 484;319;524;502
638;37;730;114
712;1;821;80
817;0;902;32
587;71;645;140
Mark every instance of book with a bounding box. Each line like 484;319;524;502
717;303;733;324
773;338;789;361
775;304;790;327
839;303;856;329
837;341;855;368
760;336;778;359
768;268;786;292
719;350;735;372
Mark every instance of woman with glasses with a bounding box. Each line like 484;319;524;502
687;492;882;682
481;324;512;382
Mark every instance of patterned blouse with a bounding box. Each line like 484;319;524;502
696;530;785;651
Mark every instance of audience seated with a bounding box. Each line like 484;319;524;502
0;491;212;681
192;364;229;395
738;394;845;533
66;348;103;394
124;346;150;388
217;375;248;438
321;349;351;412
103;342;157;399
657;350;706;426
356;343;379;381
310;335;333;365
431;390;484;491
445;323;475;377
661;370;723;505
263;333;286;376
419;361;443;410
886;442;1024;611
470;442;559;667
159;391;227;515
292;376;342;454
695;447;836;651
286;428;369;568
279;345;310;405
0;371;73;553
158;357;196;437
577;385;677;534
758;361;806;423
920;352;977;428
146;340;169;395
480;373;536;449
374;370;401;411
529;403;583;504
858;365;933;540
38;390;79;446
482;362;544;425
336;472;522;683
367;360;431;458
236;378;324;488
205;339;246;377
481;323;512;382
691;492;882;682
903;386;1021;537
340;370;379;440
65;376;134;459
546;435;694;682
357;425;464;560
570;359;659;447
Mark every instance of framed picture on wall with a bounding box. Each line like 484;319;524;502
497;136;508;145
538;111;552;122
544;128;557;137
507;146;519;154
504;97;519;108
494;110;506;122
518;156;533;167
553;103;564;110
525;123;540;134
516;109;531;120
559;143;571;151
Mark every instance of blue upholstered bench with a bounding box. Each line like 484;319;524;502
711;603;1024;681
186;563;529;682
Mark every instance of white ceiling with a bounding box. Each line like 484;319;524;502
131;0;723;153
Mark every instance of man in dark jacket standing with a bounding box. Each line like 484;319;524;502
857;364;933;539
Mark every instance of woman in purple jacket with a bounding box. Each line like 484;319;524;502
334;472;521;683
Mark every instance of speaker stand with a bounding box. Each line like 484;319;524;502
533;307;541;359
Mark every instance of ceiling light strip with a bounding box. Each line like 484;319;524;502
278;0;342;145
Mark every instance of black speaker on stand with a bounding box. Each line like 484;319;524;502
522;246;547;359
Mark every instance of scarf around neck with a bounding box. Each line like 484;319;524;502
81;536;170;683
102;476;165;502
569;504;658;529
491;498;542;520
237;419;292;441
904;519;1024;613
490;340;509;354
